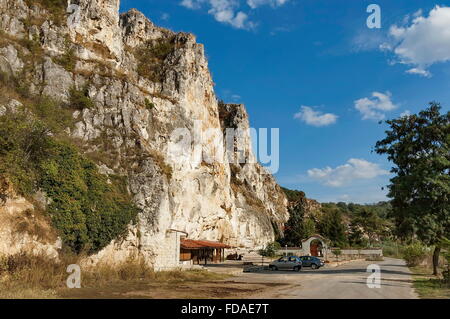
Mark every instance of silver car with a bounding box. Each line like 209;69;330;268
269;256;302;271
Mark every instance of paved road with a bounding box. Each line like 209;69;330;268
233;258;418;299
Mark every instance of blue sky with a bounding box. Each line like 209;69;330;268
120;0;450;204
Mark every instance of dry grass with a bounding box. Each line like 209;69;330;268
148;150;173;179
0;252;229;299
11;209;56;243
0;252;77;297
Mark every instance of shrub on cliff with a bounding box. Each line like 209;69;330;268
24;0;66;24
39;140;139;254
0;110;49;194
135;36;176;82
69;86;95;110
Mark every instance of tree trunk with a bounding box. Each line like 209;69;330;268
432;246;441;276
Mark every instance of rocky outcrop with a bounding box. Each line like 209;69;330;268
0;178;60;258
0;0;289;268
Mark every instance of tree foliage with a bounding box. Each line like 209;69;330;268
280;188;393;248
375;103;450;245
402;242;428;267
317;207;347;247
258;242;281;257
279;189;317;247
375;103;449;274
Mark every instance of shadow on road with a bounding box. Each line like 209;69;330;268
252;267;411;276
340;280;408;288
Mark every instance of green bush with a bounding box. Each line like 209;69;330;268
54;47;76;72
0;110;47;194
39;140;139;254
402;242;428;267
30;96;74;133
332;248;342;261
69;86;95;110
144;98;155;110
259;242;281;258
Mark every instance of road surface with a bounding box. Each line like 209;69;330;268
233;258;418;299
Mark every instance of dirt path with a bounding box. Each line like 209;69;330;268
58;280;288;299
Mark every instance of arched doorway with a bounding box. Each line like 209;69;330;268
301;235;328;258
310;239;323;257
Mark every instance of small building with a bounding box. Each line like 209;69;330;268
180;239;231;265
301;234;329;257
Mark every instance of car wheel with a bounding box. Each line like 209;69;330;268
311;264;318;270
270;266;278;271
294;266;301;272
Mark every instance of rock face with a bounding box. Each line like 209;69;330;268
0;178;60;259
0;0;289;268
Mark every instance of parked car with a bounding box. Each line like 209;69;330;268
269;256;302;271
299;256;324;269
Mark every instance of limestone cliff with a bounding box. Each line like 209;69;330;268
0;0;288;268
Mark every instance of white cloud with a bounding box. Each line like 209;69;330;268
181;0;254;29
247;0;289;9
354;91;397;120
231;94;241;101
384;6;450;77
293;106;338;127
161;13;170;21
180;0;289;29
351;29;387;52
180;0;202;9
405;67;431;77
307;159;389;187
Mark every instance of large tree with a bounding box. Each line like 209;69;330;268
318;207;348;247
375;103;450;275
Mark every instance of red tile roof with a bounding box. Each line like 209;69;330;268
180;239;231;249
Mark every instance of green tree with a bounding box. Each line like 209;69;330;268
281;204;317;247
375;103;450;275
332;248;342;261
280;188;317;247
318;207;348;247
350;208;390;246
259;242;281;258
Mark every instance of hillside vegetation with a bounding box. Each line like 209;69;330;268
280;187;394;248
0;74;139;255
